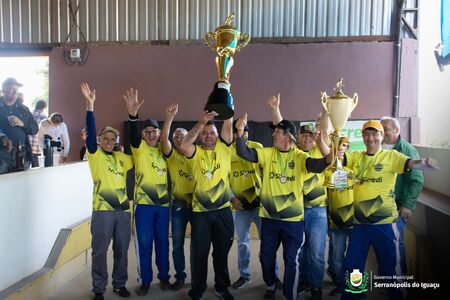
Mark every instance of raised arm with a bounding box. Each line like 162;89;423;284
407;157;439;171
314;130;331;157
305;152;334;173
235;113;259;163
179;110;218;157
316;107;332;146
161;103;178;156
267;93;282;125
123;88;145;148
221;116;233;145
80;83;97;154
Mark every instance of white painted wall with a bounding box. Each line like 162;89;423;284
418;0;450;148
0;162;92;291
416;146;450;197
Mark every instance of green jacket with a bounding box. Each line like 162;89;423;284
393;137;424;211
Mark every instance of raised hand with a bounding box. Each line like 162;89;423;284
81;128;87;142
80;83;96;111
200;110;219;124
166;103;179;119
80;83;95;103
235;113;248;137
267;93;280;109
123;88;144;117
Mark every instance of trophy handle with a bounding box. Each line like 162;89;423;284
352;93;359;110
320;92;329;113
204;32;217;51
236;33;250;52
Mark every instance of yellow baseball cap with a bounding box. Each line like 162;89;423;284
339;136;349;144
362;120;384;132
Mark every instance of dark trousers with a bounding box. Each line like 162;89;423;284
171;201;192;281
260;218;305;300
190;207;234;297
91;211;131;294
340;223;403;300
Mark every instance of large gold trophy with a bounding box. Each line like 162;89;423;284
204;13;250;120
321;79;358;188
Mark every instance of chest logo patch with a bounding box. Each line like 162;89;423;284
288;161;295;169
374;163;383;171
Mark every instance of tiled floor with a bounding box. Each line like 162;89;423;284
49;237;385;300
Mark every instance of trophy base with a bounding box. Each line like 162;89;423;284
204;81;234;120
324;168;348;189
323;181;349;189
204;103;234;120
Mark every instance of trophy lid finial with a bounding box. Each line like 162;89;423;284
223;13;235;25
332;78;347;98
334;78;344;93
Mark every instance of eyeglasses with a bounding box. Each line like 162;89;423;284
142;130;158;135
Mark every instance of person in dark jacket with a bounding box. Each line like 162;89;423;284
0;77;38;171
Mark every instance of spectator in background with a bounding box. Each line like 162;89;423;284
0;77;38;170
37;112;70;163
80;128;88;160
33;100;47;124
380;116;424;275
17;95;42;167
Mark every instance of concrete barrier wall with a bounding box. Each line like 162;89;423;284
0;162;92;291
415;146;450;197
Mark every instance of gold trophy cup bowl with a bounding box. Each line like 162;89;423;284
321;79;358;188
204;13;250;81
203;13;250;120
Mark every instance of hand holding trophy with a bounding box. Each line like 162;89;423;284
204;13;251;120
321;79;358;188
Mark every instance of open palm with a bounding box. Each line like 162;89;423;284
123;88;144;116
80;83;95;104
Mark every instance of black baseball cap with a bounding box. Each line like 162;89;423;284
233;119;249;133
269;119;297;136
141;118;159;130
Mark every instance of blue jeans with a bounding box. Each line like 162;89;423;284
396;217;407;275
134;204;170;284
329;228;352;284
232;209;280;279
327;230;334;275
299;206;328;289
171;202;192;281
